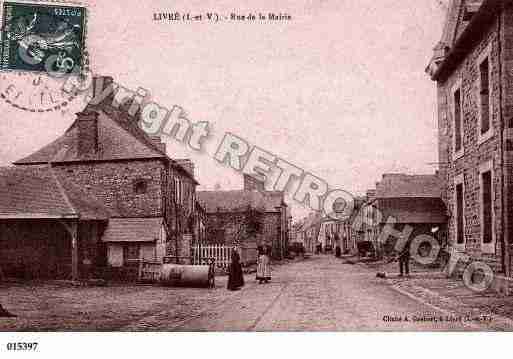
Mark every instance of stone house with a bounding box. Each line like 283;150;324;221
196;190;266;264
197;174;289;261
0;76;198;280
427;0;513;275
242;174;289;259
371;174;447;258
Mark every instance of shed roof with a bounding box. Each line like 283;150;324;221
0;166;111;220
377;197;447;224
197;190;267;213
102;217;163;242
376;174;442;199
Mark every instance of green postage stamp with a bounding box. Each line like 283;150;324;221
0;1;86;73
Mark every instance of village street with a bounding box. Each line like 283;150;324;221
4;255;507;331
151;255;488;332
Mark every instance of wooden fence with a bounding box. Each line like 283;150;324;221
191;244;233;269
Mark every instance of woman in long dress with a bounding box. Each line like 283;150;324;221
256;245;271;284
227;248;244;291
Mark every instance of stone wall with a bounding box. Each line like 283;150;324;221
54;160;164;218
436;15;505;271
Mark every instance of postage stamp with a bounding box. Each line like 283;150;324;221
0;1;86;73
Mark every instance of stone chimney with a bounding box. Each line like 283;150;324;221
77;110;99;156
91;75;115;105
150;136;166;153
175;159;195;178
243;173;265;192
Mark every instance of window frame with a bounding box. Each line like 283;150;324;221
477;44;494;145
454;173;465;251
479;160;495;254
451;79;464;160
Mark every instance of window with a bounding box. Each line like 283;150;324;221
480;161;494;253
482;171;492;244
478;46;493;143
454;174;465;248
134;179;147;195
174;178;182;204
453;87;463;154
479;58;490;134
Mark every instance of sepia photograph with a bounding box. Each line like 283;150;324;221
0;0;512;356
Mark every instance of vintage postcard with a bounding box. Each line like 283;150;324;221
0;0;512;355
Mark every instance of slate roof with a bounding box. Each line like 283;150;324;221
14;101;197;184
376;174;442;199
440;0;484;47
0;166;111;220
432;0;506;81
197;189;286;214
377;197;447;224
197;190;267;213
15;108;165;164
55;172;115;220
102;217;163;242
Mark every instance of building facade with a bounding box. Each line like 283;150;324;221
0;76;199;280
427;0;513;276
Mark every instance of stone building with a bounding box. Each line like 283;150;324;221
427;0;513;275
196;190;266;264
242;174;289;259
0;76;198;280
372;174;447;258
196;174;289;260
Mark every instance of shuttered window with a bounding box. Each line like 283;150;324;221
456;183;464;245
479;57;490;135
482;170;492;244
454;88;462;152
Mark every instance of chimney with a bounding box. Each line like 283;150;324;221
176;159;195;178
91;75;115;105
243;173;265;192
77;110;99;156
150;136;166;153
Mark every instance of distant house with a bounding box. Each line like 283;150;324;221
197;190;266;264
0;76;199;280
371;173;447;258
242;174;289;259
197;174;289;261
301;212;322;254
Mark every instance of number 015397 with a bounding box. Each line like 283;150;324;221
6;342;39;351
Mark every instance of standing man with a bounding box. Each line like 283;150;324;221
334;232;341;257
398;238;412;277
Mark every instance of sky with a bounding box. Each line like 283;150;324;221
0;0;448;219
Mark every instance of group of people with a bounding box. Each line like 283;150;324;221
227;245;272;291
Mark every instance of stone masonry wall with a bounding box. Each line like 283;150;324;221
437;17;503;271
54;160;164;218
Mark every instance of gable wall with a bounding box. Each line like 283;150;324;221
53;160;164;218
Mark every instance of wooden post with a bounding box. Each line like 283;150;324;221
71;221;79;281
